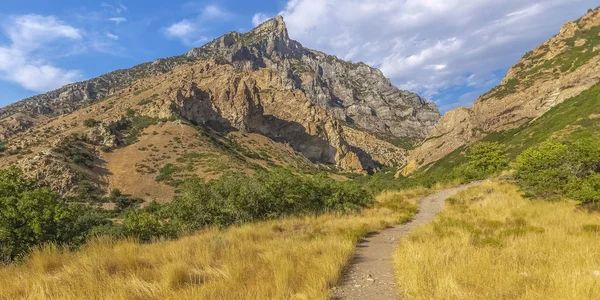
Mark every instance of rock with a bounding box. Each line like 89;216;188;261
18;151;80;195
87;123;119;148
186;16;440;141
405;7;600;173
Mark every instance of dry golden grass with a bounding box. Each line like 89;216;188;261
394;181;600;300
0;187;433;300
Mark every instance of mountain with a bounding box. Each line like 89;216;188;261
404;7;600;174
0;17;439;142
0;16;439;202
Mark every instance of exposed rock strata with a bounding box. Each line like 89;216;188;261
404;7;600;174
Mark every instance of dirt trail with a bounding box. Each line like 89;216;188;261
332;182;482;300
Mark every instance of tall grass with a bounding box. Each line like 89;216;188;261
394;181;600;300
0;187;432;300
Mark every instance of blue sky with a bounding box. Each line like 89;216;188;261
0;0;597;112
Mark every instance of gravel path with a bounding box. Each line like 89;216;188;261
332;182;482;300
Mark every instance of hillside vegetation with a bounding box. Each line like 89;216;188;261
415;82;600;184
0;167;375;262
394;181;600;300
0;187;433;299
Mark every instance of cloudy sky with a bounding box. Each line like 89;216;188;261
0;1;597;112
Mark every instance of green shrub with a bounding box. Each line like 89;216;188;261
453;142;508;181
54;135;96;168
161;168;372;233
123;211;176;242
118;115;161;145
109;189;142;212
0;168;107;262
514;139;600;203
126;109;136;117
155;163;180;184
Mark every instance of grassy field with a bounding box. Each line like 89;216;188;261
394;181;600;300
0;187;436;300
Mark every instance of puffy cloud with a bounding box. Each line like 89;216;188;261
0;15;83;92
259;0;598;110
7;14;82;51
165;20;196;39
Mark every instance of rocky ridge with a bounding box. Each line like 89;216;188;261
0;16;439;144
404;7;600;174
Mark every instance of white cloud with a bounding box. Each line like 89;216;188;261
252;13;271;27
166;20;195;39
108;17;127;24
165;4;231;46
12;64;82;92
7;14;82;51
106;32;119;40
0;15;83;92
265;0;598;110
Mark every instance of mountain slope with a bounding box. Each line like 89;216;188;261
404;7;600;174
0;16;439;144
0;17;439;201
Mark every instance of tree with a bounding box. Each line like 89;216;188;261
454;142;508;181
513;140;570;197
0;168;79;262
513;138;600;203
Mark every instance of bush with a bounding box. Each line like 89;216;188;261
109;189;142;212
0;166;374;257
514;139;600;203
0;168;105;262
162;168;372;233
118;115;161;145
123;211;176;242
155;163;180;184
83;118;100;127
453;142;508;181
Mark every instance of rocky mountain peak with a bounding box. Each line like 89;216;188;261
185;15;303;66
250;15;289;41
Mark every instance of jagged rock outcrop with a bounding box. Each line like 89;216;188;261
18;151;81;195
87;123;120;149
152;60;376;170
186;16;440;141
404;7;600;174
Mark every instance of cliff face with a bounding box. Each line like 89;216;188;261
187;16;440;141
160;60;372;171
404;7;600;174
